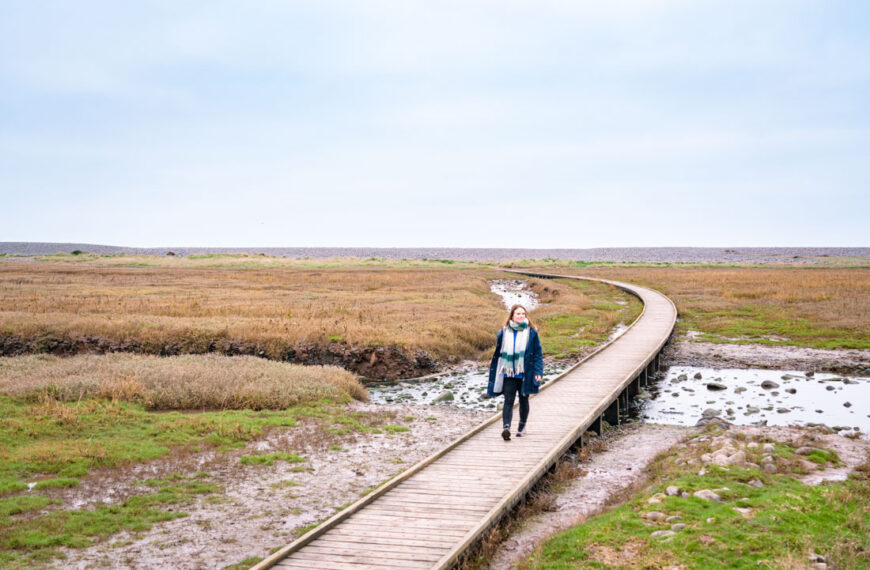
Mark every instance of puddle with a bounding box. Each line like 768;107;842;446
640;366;870;437
489;279;539;310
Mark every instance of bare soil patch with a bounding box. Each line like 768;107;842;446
665;340;870;375
45;403;489;569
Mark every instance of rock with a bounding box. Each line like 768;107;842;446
809;552;826;563
642;511;667;521
677;374;688;382
777;408;791;414
762;443;775;453
843;378;858;385
747;442;759;449
761;380;780;389
706;517;715;523
748;479;764;488
696;417;732;428
701;408;721;418
733;507;753;516
727;451;746;466
826;385;836;391
844;401;852;408
694;372;703;379
698;468;707;476
745;406;760;415
693;489;722;501
666;485;680;496
681;492;690;498
747;462;761;470
706;382;727;391
734;386;747;393
671;523;686;531
805;371;815;377
763;463;777;474
434;391;454;402
795;447;821;455
665;515;682;523
651;530;676;538
785;388;797;394
761;455;774;464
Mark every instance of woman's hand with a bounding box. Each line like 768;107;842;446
534;375;542;382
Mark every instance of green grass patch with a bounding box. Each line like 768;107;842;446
536;279;642;359
239;453;305;466
0;395;364;499
0;496;57;518
528;449;870;569
223;556;264;570
382;425;410;433
31;478;79;490
0;474;219;566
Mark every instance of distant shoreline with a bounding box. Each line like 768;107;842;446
2;242;868;263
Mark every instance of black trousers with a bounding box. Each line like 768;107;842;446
502;377;529;429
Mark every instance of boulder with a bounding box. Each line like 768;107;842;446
650;530;676;538
726;451;746;466
671;523;686;531
694;372;703;379
693;489;722;501
665;515;682;523
763;463;777;474
761;380;779;389
434;391;454;402
666;485;680;496
642;511;667;521
706;382;727;391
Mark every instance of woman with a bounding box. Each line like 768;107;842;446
487;304;544;441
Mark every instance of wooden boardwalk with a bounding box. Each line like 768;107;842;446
253;273;677;570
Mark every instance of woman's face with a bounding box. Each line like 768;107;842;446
511;307;527;324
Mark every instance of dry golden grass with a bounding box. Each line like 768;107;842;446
0;259;638;363
0;353;366;410
0;262;506;359
530;266;870;348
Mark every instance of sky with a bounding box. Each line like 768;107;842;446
1;1;868;248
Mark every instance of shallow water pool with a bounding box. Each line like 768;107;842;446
640;366;870;437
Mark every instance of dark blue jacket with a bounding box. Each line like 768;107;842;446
487;327;544;398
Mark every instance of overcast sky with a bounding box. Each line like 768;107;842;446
1;1;868;248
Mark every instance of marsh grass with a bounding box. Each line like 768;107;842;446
0;260;639;363
0;353;366;410
526;436;870;569
525;265;870;349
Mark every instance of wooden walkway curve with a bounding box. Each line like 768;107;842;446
253;272;677;570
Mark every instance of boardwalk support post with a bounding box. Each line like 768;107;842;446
605;399;619;426
590;414;603;435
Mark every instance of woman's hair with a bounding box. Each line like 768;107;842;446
504;304;535;329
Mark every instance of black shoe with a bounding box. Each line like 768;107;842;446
501;427;511;441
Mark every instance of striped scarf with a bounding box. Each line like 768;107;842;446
498;320;530;379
